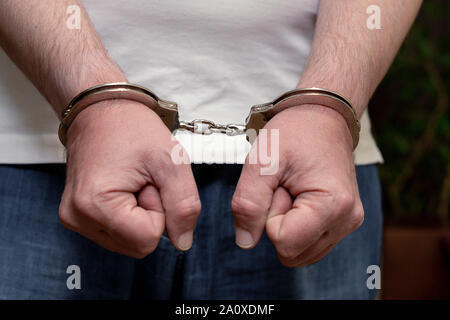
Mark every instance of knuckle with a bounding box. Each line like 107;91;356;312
58;207;74;230
349;204;365;231
58;195;76;230
132;252;147;259
151;150;172;172
72;180;109;219
276;244;299;262
279;258;298;268
330;190;355;216
107;217;159;258
134;243;158;259
174;197;201;220
71;192;94;215
299;257;320;268
231;196;262;220
58;197;70;222
142;226;165;245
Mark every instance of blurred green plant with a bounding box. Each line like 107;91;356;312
369;0;449;226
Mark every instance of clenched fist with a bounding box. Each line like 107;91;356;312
232;104;364;267
59;99;201;258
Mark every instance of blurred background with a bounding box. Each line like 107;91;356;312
369;0;449;299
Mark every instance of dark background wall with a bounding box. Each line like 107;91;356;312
370;0;449;227
370;1;450;299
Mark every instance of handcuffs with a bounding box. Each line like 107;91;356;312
58;82;360;150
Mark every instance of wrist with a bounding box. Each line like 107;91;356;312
277;104;354;151
246;87;360;150
59;82;179;147
48;51;127;114
296;78;369;120
65;99;154;148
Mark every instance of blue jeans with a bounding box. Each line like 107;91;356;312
0;164;382;299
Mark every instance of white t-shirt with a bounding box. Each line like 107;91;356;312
0;0;383;165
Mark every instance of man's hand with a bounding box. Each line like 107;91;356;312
231;0;422;267
59;100;201;258
232;105;364;267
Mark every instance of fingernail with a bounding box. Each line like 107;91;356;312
235;227;254;249
177;232;193;251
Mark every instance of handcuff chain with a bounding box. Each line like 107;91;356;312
178;119;246;136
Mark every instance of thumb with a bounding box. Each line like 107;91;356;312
232;161;279;249
153;160;201;251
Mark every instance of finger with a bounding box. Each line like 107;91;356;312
61;218;126;255
85;229;150;258
273;198;363;267
153;157;201;251
94;230;144;257
232;159;280;249
137;184;163;212
293;204;364;267
267;197;327;261
267;186;293;220
91;192;166;257
59;201;149;257
265;186;293;244
278;231;333;267
296;244;334;268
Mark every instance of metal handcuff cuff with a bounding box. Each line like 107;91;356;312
58;82;360;150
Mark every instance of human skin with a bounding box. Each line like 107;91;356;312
232;0;423;267
0;0;201;257
0;1;422;266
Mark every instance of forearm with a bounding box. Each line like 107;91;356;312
297;0;422;117
0;0;126;115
